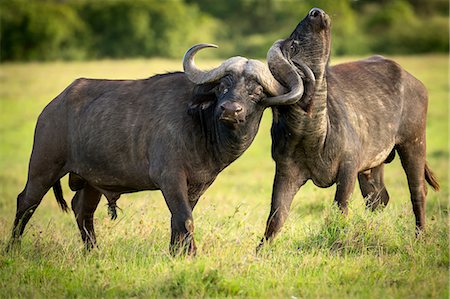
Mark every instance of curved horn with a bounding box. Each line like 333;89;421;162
244;60;287;97
261;40;305;106
292;59;316;111
264;40;316;108
183;43;246;84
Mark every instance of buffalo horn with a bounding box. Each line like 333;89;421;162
264;40;316;107
183;44;247;84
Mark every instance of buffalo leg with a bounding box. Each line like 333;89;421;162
161;179;196;256
71;184;102;249
9;171;64;248
188;197;200;210
9;116;67;249
334;163;358;214
358;164;390;210
188;190;202;210
397;142;427;232
258;165;305;249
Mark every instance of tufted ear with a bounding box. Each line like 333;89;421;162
188;82;218;115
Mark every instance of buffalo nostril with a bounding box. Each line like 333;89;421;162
221;102;243;114
309;8;323;18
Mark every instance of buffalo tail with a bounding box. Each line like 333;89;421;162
425;162;440;191
52;180;70;212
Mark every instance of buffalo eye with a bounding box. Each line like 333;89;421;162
254;85;263;96
290;40;300;51
218;81;229;95
250;86;264;102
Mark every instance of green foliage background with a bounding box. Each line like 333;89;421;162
1;0;448;61
0;0;448;297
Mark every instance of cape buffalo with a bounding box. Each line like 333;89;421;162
9;44;305;255
259;8;439;246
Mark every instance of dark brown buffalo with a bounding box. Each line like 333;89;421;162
259;8;439;246
9;44;305;255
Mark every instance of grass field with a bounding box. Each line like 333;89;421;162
0;55;448;298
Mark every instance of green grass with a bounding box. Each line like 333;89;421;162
0;55;448;298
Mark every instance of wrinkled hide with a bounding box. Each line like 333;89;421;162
9;44;302;255
260;8;439;247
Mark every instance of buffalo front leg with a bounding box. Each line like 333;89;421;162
358;164;390;211
258;165;305;250
334;163;358;215
71;184;102;250
161;178;196;256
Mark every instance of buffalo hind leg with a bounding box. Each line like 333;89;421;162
71;184;102;249
9;171;64;249
258;165;305;251
397;142;427;232
8;113;68;250
358;164;390;211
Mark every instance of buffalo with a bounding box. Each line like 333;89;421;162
259;8;439;246
9;44;305;255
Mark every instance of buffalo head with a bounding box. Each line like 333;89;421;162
281;8;331;70
183;44;306;127
266;8;334;112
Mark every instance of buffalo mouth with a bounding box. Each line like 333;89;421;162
219;116;244;126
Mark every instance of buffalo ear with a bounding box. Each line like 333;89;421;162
188;82;218;115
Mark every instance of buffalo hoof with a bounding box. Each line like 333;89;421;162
169;237;197;257
255;238;267;254
83;240;98;252
5;238;21;253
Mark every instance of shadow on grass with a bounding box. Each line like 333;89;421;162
292;206;418;256
158;266;244;297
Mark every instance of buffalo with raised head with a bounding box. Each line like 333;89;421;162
259;8;439;247
9;44;305;255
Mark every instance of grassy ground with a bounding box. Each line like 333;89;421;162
0;55;448;298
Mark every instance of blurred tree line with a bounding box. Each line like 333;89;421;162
0;0;448;62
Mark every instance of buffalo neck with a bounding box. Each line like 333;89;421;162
278;65;330;162
197;107;262;171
